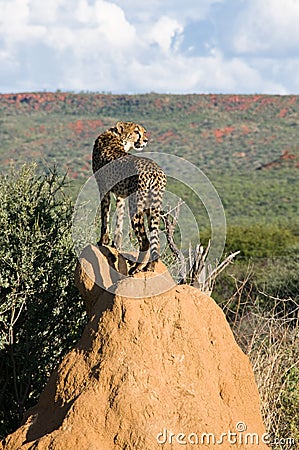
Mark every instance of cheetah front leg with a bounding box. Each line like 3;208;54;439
98;192;111;246
112;196;125;250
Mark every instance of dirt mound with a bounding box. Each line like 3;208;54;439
2;246;269;449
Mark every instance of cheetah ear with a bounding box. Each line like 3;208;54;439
115;121;125;134
110;121;124;135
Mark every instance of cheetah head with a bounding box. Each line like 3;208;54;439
110;121;148;152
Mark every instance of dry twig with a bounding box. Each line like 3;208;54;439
161;203;240;295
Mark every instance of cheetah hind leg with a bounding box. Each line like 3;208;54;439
141;207;161;272
128;212;150;275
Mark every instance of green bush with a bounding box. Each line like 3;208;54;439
0;163;85;438
256;247;299;301
225;224;297;259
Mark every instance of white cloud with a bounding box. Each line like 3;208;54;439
74;0;137;48
94;2;136;49
0;0;45;44
0;0;297;94
56;47;286;94
147;16;183;53
29;0;65;25
233;0;299;55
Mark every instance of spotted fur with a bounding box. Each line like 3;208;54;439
92;121;166;274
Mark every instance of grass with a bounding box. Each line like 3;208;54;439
218;271;299;449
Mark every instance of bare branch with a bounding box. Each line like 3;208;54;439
162;202;240;295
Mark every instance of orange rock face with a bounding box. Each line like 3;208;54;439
2;247;269;450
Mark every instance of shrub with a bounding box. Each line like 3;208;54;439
255;247;299;304
0;163;85;438
225;224;297;259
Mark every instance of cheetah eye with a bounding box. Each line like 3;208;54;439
134;130;141;137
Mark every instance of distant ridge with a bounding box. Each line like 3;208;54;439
0;92;298;178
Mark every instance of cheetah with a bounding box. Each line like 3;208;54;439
92;121;166;275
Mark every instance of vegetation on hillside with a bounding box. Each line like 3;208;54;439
0;92;298;230
0;92;298;176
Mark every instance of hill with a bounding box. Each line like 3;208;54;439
1;92;298;175
0;92;298;229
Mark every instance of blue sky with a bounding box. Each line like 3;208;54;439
1;0;299;94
